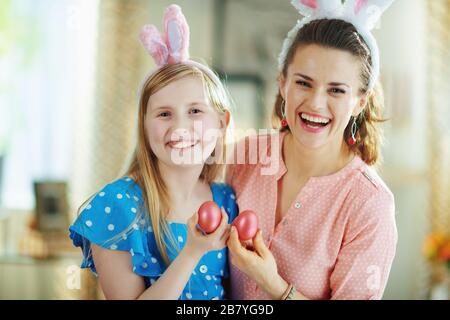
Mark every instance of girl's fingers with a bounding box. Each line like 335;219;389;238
188;211;198;228
218;207;229;230
206;207;229;240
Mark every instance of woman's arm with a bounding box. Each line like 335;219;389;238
227;227;309;300
92;209;230;300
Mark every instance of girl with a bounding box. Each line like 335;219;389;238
69;4;237;300
226;0;397;300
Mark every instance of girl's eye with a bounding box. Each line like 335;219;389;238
330;88;346;94
158;112;171;117
296;80;311;88
189;108;203;114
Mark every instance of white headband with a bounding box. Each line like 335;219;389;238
278;0;394;90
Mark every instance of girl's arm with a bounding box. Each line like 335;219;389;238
92;209;230;300
92;242;203;299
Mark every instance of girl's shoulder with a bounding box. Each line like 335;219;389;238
91;176;142;201
70;176;146;246
69;176;163;277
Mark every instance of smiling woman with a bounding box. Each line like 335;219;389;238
226;0;397;300
274;19;386;166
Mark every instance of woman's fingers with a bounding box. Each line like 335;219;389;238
253;229;269;258
227;226;247;257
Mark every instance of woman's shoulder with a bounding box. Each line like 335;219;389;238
349;159;395;218
354;161;393;199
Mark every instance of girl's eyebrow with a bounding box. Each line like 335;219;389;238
294;73;350;88
329;82;350;89
151;105;172;111
151;101;207;111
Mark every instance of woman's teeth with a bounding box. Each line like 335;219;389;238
300;113;331;127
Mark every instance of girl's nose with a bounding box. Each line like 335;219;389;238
171;127;191;141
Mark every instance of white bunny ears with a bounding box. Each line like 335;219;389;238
279;0;395;90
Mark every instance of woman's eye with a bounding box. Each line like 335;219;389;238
296;80;310;87
330;88;346;94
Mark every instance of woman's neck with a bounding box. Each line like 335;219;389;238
283;132;354;179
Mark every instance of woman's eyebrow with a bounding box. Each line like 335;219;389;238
295;73;350;88
294;73;314;81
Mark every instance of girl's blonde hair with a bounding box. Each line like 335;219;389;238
273;19;386;166
125;62;231;265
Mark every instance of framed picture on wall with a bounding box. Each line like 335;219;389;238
33;181;69;232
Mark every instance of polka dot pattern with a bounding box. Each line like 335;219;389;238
226;132;397;300
69;177;239;300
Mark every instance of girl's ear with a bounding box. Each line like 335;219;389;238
220;110;231;129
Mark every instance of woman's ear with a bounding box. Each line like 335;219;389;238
353;92;369;117
278;74;286;100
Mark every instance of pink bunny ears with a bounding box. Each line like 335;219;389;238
280;0;395;90
139;4;190;67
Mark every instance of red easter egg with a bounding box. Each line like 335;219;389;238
197;201;222;234
232;210;258;241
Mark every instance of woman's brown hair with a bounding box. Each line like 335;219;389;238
272;19;386;166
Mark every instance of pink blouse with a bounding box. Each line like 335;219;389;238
226;131;397;300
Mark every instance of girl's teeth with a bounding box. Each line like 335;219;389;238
170;141;196;149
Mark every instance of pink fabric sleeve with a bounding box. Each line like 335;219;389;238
330;189;397;300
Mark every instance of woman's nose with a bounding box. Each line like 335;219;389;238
308;89;327;110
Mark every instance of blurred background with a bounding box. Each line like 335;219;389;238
0;0;449;300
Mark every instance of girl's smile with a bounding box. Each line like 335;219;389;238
146;75;226;167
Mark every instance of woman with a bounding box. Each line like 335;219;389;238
226;0;397;300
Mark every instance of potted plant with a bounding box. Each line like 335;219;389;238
423;232;450;299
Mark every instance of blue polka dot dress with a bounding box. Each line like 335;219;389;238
69;177;238;300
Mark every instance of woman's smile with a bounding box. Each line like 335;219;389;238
298;112;332;134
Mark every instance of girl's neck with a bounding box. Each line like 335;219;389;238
158;162;206;203
283;132;354;179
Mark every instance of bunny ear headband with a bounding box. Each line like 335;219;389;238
138;4;219;89
279;0;395;90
